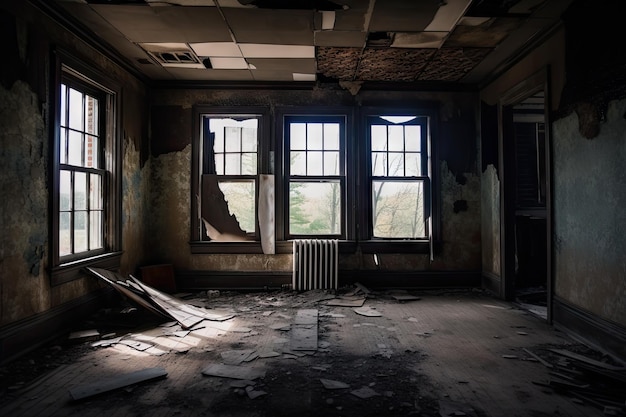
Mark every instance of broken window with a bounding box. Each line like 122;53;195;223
367;115;430;239
51;52;122;284
199;113;263;242
284;115;346;238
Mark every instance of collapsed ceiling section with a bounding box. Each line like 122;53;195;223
52;0;569;84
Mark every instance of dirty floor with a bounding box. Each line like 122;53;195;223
0;287;619;417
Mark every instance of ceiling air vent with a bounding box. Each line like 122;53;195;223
139;43;205;69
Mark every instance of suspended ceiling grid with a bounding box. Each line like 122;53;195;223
52;0;572;84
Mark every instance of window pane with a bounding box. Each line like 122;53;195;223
60;84;67;127
324;151;339;175
74;172;87;210
290;151;306;175
289;182;341;235
323;123;339;149
74;211;88;253
241;127;257;152
213;132;224;153
59;212;71;256
214;155;224;175
405;153;421;176
388;125;404;151
307;123;323;150
60;170;72;211
218;181;256;233
372;180;425;238
86;135;98;168
290;123;306;150
241;152;257;175
371;125;387;150
60;127;68;164
68;88;83;130
68;130;83;166
388;153;404;176
225;127;241;152
85;95;98;135
405;125;421;151
90;174;102;210
224;154;241;175
89;210;103;250
307;151;323;175
372;152;387;176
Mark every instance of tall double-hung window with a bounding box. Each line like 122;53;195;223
367;115;430;240
51;52;121;284
284;115;346;239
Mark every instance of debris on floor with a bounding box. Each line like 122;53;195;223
527;344;626;415
68;367;167;401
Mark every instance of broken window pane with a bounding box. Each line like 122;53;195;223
218;181;256;233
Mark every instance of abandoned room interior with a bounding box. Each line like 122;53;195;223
1;0;625;416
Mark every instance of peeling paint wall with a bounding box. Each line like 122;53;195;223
0;2;149;327
148;88;482;274
552;99;626;325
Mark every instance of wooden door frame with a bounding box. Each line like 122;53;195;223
497;68;553;322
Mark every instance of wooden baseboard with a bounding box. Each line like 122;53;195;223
0;288;114;364
176;269;481;291
552;296;626;362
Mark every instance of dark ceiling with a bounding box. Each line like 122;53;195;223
51;0;572;85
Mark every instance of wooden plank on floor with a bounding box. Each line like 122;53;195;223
68;367;168;401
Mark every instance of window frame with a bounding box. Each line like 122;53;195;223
357;107;440;254
50;50;122;285
190;106;270;254
276;107;354;243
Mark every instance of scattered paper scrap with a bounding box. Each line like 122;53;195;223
245;386;267;399
321;378;350;390
326;297;366;307
221;350;257;365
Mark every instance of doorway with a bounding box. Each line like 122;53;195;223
499;70;552;321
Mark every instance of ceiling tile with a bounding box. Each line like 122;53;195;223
223;8;314;45
418;48;492;81
209;57;249;69
314;31;366;47
239;44;315;59
245;58;316;72
166;67;254;81
316;47;361;80
391;32;448;49
369;0;440;32
424;0;472;32
250;70;301;82
190;42;242;57
356;48;436;81
445;17;524;48
157;7;233;43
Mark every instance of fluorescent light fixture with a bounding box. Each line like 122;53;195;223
321;11;336;30
209;57;250;70
190;42;242;57
293;73;316;81
424;0;472;32
239;44;315;59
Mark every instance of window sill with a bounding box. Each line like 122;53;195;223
190;241;264;254
51;251;123;286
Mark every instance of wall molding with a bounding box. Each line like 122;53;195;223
552;296;626;362
0;288;114;365
176;269;481;291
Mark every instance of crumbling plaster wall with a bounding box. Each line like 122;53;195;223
552;99;626;325
148;88;481;273
0;2;149;325
480;165;501;278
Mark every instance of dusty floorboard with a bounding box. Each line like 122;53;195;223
0;288;614;417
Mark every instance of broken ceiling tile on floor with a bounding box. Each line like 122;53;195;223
68;367;168;401
201;363;266;380
351;386;380;399
320;378;350;389
353;307;382;317
326;297;366;307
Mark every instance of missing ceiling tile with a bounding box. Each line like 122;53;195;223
366;32;393;48
139;43;203;68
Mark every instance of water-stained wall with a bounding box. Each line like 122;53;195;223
552;100;626;325
148;88;481;275
0;2;148;326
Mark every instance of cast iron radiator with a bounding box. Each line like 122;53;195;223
292;239;338;290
